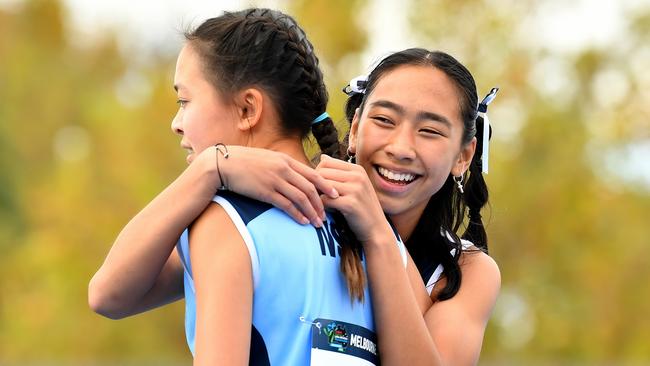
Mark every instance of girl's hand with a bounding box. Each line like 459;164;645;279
316;154;394;243
195;146;338;227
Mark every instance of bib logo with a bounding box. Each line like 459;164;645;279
312;318;379;363
323;322;349;352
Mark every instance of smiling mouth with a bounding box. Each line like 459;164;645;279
375;166;420;185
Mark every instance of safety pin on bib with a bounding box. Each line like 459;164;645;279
299;316;322;334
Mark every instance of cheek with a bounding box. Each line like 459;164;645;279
355;123;384;159
183;114;216;150
422;147;456;181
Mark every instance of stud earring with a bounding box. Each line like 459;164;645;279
453;175;464;194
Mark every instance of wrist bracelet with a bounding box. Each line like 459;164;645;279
214;143;230;190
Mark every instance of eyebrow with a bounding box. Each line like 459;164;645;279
369;99;452;127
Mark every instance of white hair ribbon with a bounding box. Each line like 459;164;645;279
477;87;499;174
342;75;368;96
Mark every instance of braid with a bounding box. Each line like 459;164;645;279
461;115;490;252
312;120;344;158
262;11;344;159
331;211;366;302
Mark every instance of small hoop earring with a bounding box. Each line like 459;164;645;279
453;175;464;194
347;150;356;164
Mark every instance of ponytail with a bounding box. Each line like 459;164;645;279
461;137;489;251
333;211;366;302
460;95;494;252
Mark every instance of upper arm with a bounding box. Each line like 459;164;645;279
425;251;501;365
189;202;254;366
405;253;433;315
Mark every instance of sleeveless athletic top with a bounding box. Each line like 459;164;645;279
423;235;474;295
176;191;407;365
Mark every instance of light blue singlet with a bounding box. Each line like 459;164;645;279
176;191;406;365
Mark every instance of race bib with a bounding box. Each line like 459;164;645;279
310;318;379;365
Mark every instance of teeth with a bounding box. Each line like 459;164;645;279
378;167;415;183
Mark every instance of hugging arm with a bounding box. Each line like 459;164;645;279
317;155;500;365
89;146;335;319
88;150;219;319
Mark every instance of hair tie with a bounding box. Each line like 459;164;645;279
477;87;499;174
342;75;368;96
311;112;329;125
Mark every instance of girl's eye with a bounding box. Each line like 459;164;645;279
177;99;188;107
372;116;394;125
420;128;442;136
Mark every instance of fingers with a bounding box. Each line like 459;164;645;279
266;192;311;226
276;173;325;227
290;159;339;199
318;154;358;170
316;167;368;189
316;165;382;217
223;147;330;227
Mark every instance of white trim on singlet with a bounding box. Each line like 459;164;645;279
212;195;261;289
425;238;474;295
398;239;407;268
177;230;195;293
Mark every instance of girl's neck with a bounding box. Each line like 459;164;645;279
261;137;311;166
389;205;428;242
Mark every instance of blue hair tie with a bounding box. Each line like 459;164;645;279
311;112;329;125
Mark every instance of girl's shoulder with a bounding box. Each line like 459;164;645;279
429;239;500;304
456;245;501;307
460;247;500;283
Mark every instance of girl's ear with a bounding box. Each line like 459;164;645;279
347;108;361;155
233;88;264;132
451;137;477;177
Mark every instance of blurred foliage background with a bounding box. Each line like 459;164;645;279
0;0;648;364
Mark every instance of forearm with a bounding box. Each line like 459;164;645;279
364;238;443;366
89;155;221;317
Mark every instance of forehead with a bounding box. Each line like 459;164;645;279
367;65;462;122
174;44;208;87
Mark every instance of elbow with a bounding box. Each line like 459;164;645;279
88;275;129;320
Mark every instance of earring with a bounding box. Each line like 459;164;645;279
347;149;356;164
453;175;464;194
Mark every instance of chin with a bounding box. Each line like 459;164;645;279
376;196;404;216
